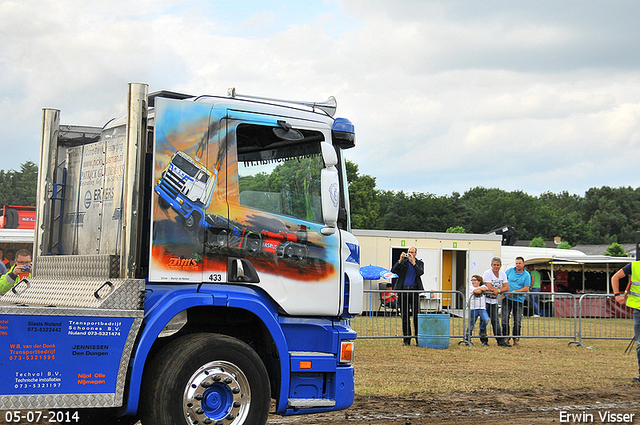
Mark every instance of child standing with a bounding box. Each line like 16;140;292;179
465;275;490;346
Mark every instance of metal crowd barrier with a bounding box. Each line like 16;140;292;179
459;292;580;347
353;289;634;348
353;289;467;342
575;293;635;348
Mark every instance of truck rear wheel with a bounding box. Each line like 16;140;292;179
183;212;201;231
140;333;270;425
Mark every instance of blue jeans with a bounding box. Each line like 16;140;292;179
502;297;524;337
466;309;489;340
635;309;640;377
530;287;541;315
481;302;507;345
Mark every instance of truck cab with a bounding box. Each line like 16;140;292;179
0;84;362;425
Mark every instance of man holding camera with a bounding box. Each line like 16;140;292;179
391;246;424;346
0;248;31;295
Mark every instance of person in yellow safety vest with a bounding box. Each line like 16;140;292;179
611;261;640;382
0;248;31;295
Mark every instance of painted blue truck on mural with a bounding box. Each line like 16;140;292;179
0;83;363;425
154;150;217;231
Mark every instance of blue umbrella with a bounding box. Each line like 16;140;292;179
359;264;398;280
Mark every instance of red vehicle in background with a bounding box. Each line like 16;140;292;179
0;205;36;229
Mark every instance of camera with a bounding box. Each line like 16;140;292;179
22;266;31;272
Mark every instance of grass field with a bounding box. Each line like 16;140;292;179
353;315;634;340
353;335;635;396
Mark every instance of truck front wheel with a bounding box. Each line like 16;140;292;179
183;212;201;231
140;333;270;425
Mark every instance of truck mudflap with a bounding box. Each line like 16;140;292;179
0;305;143;410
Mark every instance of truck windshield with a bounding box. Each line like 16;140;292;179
172;153;200;177
237;124;324;223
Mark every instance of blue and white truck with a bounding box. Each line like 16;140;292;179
0;83;363;425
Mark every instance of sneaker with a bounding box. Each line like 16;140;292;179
632;377;640;383
513;338;520;346
533;314;540;318
482;342;489;346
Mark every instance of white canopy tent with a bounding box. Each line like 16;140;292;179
500;246;633;294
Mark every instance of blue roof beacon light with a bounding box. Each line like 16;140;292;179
332;118;355;149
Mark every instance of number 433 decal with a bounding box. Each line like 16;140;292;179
206;272;225;282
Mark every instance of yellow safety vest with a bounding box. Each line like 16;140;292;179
626;262;640;309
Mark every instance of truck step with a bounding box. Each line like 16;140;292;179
287;398;336;408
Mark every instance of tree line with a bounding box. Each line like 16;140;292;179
0;162;38;207
3;160;639;246
346;161;640;245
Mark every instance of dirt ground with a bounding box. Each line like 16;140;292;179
8;386;639;424
268;386;640;424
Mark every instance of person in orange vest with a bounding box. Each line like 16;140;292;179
611;261;640;382
0;248;31;295
381;282;399;312
3;250;14;269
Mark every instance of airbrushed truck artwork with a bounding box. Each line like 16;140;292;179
0;84;363;425
150;98;344;316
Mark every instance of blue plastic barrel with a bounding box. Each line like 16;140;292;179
417;313;450;349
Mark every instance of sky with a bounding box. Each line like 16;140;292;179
1;0;639;197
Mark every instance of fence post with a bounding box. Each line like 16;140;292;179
567;294;585;347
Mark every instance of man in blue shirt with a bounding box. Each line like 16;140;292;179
503;256;531;346
392;246;424;346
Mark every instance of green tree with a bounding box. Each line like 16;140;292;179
557;241;572;249
446;226;466;233
0;161;38;206
345;161;379;229
604;242;628;257
529;237;545;248
239;156;322;221
459;187;545;239
583;186;640;243
379;191;457;232
341;165;638;244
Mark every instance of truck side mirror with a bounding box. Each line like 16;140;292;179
321;141;338;167
321;166;339;235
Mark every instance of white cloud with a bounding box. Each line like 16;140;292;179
1;0;639;197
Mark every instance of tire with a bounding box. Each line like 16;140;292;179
243;234;261;253
158;197;170;210
183;212;201;231
140;333;270;425
216;229;228;247
5;208;18;229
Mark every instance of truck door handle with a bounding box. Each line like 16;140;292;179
227;258;260;283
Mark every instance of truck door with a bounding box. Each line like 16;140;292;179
223;111;342;316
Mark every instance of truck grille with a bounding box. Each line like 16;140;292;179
160;167;186;197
